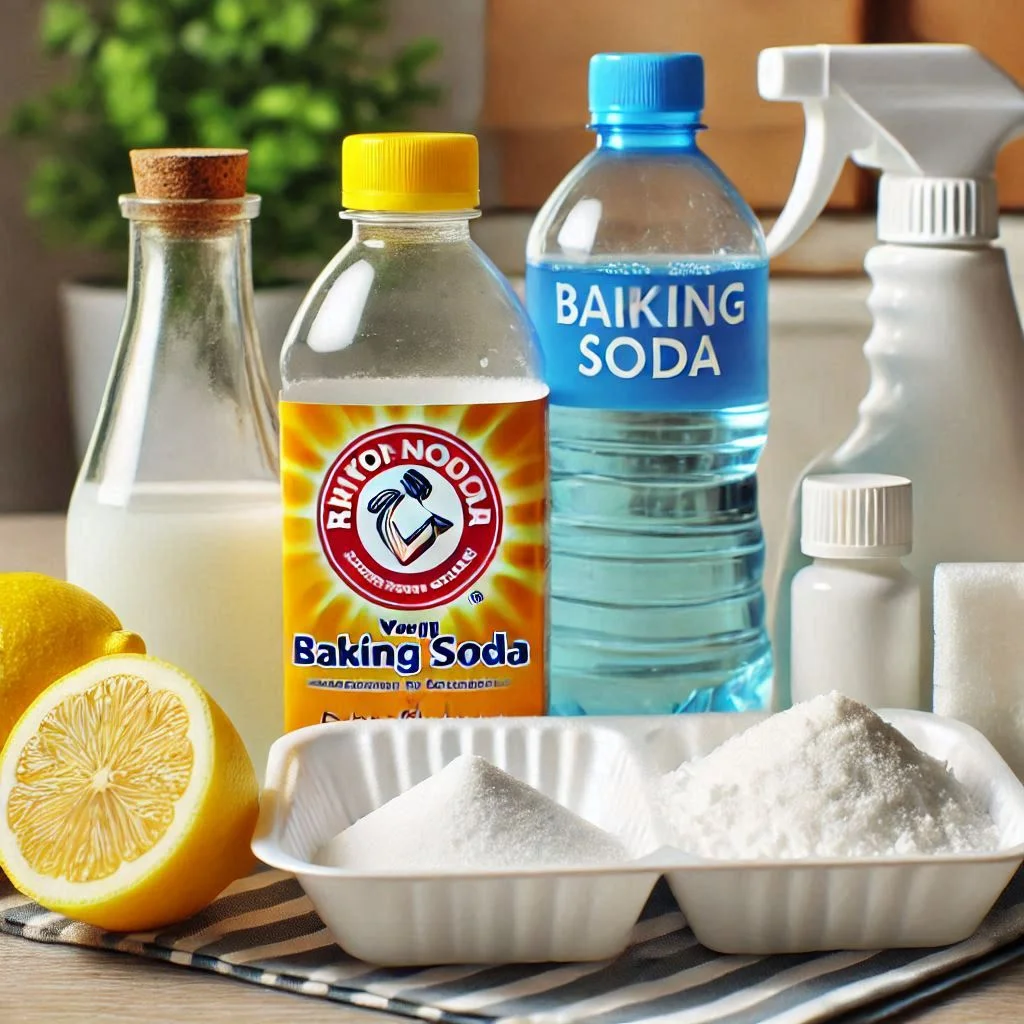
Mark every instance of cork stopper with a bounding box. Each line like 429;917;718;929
129;148;248;200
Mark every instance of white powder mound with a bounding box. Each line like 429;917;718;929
316;754;629;871
660;692;999;859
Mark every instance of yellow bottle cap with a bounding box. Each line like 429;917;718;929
341;133;479;213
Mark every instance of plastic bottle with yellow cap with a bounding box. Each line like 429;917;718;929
279;133;549;727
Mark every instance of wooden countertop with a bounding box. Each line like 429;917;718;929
2;514;1023;1023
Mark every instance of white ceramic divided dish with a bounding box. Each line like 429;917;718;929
252;718;664;965
621;710;1024;954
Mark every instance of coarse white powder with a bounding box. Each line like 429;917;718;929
659;692;999;859
315;754;629;871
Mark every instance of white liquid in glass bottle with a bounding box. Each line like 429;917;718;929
66;149;282;774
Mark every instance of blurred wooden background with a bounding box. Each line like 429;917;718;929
483;0;1024;210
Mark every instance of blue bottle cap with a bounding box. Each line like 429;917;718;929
588;53;704;126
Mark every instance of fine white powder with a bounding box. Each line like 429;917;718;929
660;692;999;859
316;754;629;871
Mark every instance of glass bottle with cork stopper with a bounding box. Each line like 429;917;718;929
66;148;282;772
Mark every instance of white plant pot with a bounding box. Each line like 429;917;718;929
60;280;307;464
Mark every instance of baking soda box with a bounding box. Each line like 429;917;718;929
281;399;547;726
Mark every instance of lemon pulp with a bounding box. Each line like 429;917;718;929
8;673;194;883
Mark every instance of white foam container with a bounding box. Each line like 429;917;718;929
620;710;1024;954
252;718;665;964
252;710;1024;964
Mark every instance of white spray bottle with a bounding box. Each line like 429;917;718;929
762;44;1024;709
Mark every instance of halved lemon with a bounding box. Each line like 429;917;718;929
0;654;259;931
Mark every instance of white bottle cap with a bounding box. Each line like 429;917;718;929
878;175;999;245
801;474;913;558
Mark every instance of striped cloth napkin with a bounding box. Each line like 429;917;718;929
3;868;1024;1024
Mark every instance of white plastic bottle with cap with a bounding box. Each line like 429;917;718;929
759;43;1024;708
791;475;919;708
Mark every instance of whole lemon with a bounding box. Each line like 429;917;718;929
0;573;145;747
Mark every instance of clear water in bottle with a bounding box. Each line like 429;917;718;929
526;53;771;714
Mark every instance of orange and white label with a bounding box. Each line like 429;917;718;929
281;399;547;727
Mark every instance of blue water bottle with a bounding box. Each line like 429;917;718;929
526;53;771;715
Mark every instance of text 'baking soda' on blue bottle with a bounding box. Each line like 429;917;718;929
526;52;772;715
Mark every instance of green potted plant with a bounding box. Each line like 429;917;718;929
11;0;439;460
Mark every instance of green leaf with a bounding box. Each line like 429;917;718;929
262;1;317;52
114;0;165;34
353;98;380;126
247;130;291;192
396;37;441;71
179;19;238;65
373;68;401;99
303;94;340;132
97;39;162;135
212;0;248;33
26;158;67;219
133;110;169;145
187;90;246;147
251;84;307;121
40;0;97;56
7;99;54;137
97;36;147;79
179;19;210;57
281;127;321;170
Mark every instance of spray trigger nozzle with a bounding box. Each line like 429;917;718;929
759;44;1024;256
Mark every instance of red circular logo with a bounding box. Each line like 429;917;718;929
317;424;503;610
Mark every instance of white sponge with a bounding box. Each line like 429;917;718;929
934;563;1024;778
